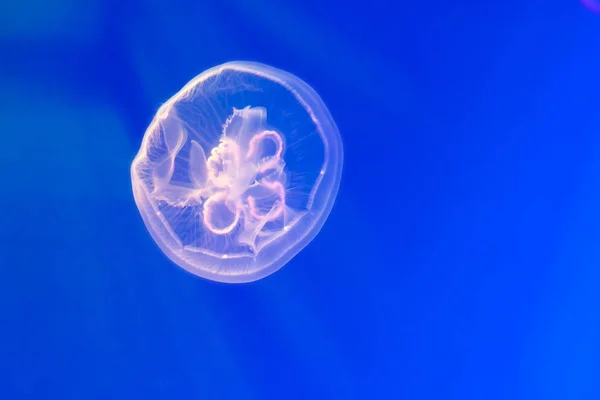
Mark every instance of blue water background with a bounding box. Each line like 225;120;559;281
1;1;599;398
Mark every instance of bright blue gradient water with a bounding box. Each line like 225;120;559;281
1;1;599;399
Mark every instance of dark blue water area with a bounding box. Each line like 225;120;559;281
1;0;600;399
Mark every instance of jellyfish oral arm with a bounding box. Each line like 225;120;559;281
187;108;289;247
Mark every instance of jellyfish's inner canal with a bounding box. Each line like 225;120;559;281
152;106;296;259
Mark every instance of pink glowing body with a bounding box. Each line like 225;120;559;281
131;62;343;283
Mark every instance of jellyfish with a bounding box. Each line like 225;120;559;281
131;62;343;283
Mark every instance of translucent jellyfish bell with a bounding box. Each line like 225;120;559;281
131;62;343;283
